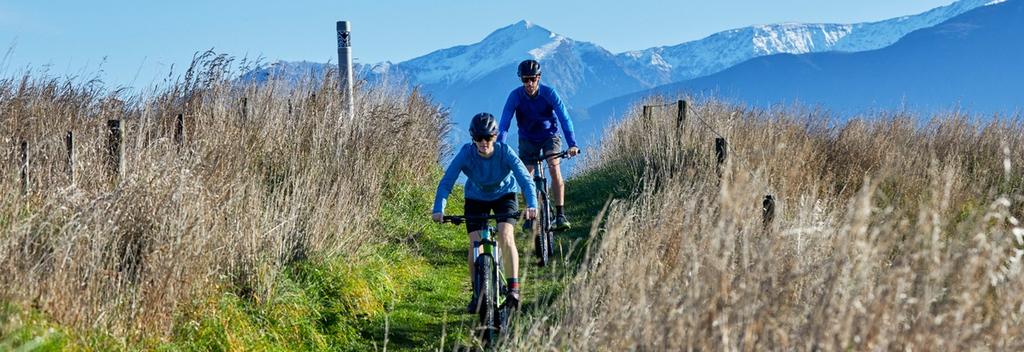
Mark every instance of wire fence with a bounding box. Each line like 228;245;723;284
641;100;776;228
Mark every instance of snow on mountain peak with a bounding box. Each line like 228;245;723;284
486;20;554;42
528;36;569;60
370;0;1001;89
617;0;996;84
404;20;567;84
750;23;854;55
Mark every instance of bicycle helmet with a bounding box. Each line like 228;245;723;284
517;59;541;77
469;112;498;138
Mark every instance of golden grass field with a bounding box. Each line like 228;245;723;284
509;99;1024;350
0;53;447;341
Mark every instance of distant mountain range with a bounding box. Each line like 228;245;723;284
243;0;1013;145
616;0;1004;85
591;0;1023;119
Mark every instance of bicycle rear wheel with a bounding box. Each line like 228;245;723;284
545;227;555;265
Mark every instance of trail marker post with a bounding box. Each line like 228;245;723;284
337;21;354;120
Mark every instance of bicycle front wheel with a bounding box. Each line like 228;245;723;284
476;254;498;347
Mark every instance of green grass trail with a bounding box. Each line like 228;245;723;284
364;163;634;351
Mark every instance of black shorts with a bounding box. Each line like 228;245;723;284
464;193;519;233
518;135;561;165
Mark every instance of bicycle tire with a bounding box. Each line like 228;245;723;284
536;192;551;267
476;254;498;347
532;201;542;258
543;194;555;264
497;302;511;343
531;188;543;258
546;228;555;264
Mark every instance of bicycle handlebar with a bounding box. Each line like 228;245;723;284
521;149;582;164
441;211;523;225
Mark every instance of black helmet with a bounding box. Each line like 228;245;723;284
469;112;498;138
517;59;541;77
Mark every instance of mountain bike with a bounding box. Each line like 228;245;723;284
442;212;520;348
521;150;577;267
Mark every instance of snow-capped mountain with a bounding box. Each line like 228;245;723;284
250;0;999;98
249;0;997;108
244;0;1003;145
370;20;647;109
591;0;1024;120
399;20;567;85
618;0;1003;85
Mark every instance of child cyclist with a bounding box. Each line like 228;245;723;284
432;112;538;312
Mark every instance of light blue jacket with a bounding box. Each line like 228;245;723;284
433;142;538;213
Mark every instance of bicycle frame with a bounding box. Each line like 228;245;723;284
523;151;574;267
530;160;552;234
524;151;567;234
442;212;521;312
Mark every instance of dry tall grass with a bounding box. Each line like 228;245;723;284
512;98;1024;350
0;53;448;340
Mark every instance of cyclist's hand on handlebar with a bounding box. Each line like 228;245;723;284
432;212;444;224
567;146;581;158
525;208;538;220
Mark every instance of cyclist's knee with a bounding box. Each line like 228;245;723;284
496;224;513;235
547;157;561;168
549;164;562;177
495;225;515;243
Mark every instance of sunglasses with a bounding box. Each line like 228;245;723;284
520;76;539;83
473;134;496;142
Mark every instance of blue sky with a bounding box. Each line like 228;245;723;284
0;0;953;88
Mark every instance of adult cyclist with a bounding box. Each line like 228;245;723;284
497;59;581;230
432;112;538;312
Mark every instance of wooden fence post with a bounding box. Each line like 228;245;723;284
241;97;248;120
108;119;125;180
19;141;28;194
174;113;185;147
715;137;727;176
66;131;75;186
762;194;775;229
677;100;687;128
